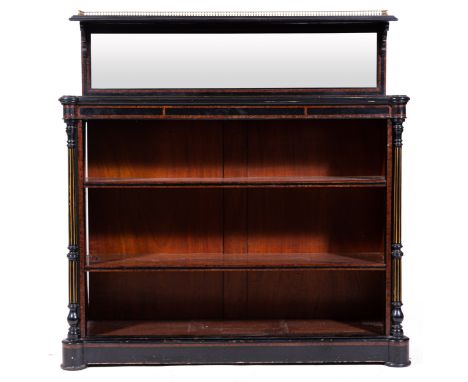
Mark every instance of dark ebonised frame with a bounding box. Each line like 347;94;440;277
71;15;396;96
60;94;410;369
60;14;410;369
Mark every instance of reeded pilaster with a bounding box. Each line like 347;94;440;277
60;96;80;340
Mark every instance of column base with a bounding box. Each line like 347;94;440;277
61;339;86;370
385;336;411;367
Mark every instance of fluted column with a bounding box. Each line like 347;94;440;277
61;96;80;340
390;96;408;338
391;117;404;338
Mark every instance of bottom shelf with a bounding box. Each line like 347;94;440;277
87;319;384;338
86;252;385;269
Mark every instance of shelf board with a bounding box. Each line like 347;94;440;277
85;176;386;188
86;252;385;270
87;319;384;337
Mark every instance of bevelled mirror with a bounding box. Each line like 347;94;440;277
90;33;378;89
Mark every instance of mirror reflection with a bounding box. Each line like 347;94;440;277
91;33;377;89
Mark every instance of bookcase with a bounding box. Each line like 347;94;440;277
60;11;410;369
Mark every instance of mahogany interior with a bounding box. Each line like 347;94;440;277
87;270;386;337
86;119;387;179
87;188;386;268
84;118;388;338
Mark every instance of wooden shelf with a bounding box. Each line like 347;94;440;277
86;252;385;270
85;176;386;188
87;319;384;337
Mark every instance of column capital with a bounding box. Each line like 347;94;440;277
392;118;404;147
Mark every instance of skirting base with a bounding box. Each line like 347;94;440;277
62;336;410;370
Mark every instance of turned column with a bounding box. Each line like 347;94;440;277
61;96;80;340
390;96;409;338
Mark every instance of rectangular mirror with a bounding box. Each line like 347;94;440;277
91;33;377;89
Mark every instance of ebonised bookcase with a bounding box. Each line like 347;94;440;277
60;11;410;369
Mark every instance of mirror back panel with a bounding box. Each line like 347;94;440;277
91;33;377;89
74;13;396;95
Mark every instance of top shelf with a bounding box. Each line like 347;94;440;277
85;176;386;188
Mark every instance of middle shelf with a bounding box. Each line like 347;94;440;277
86;187;387;270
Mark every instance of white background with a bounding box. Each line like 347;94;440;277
1;0;467;380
